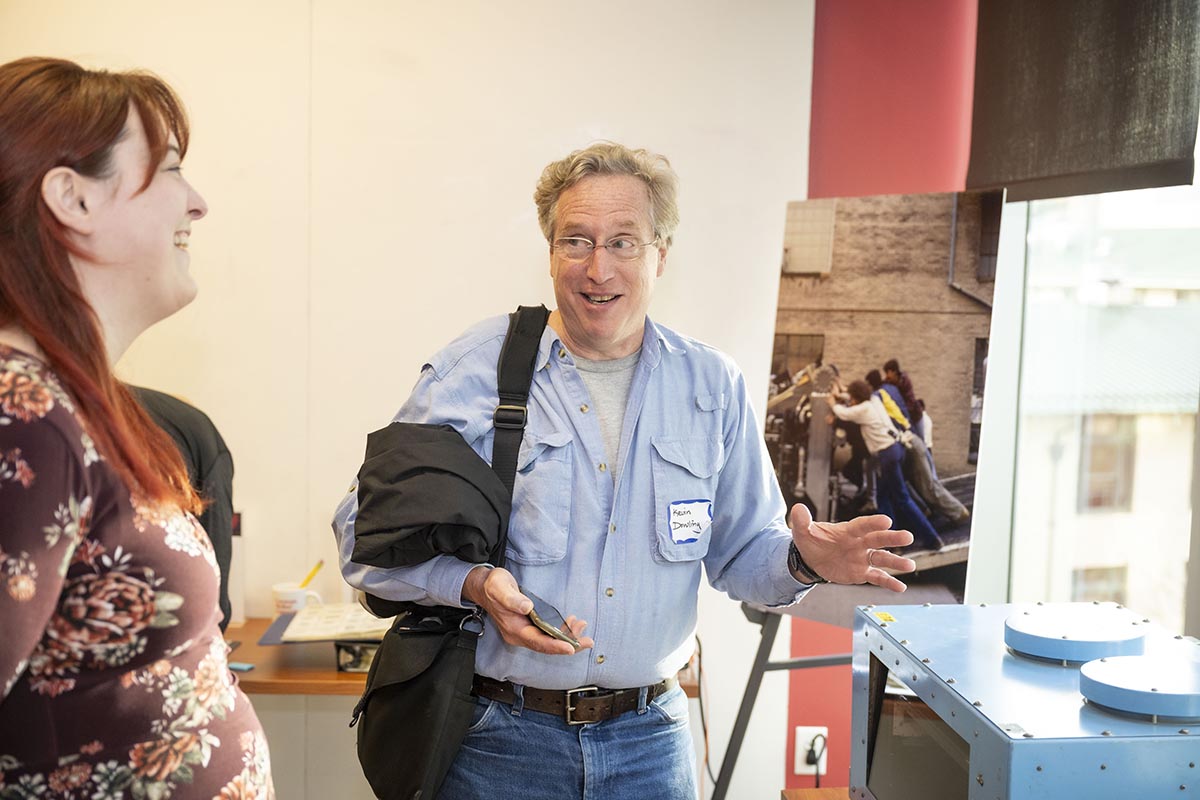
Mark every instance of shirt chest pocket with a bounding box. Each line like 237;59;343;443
507;429;573;565
650;434;723;563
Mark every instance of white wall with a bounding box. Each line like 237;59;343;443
2;2;814;796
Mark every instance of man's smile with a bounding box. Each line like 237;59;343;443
583;293;619;304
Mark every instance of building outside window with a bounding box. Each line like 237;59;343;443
1009;183;1199;635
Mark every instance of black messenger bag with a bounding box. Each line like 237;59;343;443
349;305;549;800
350;606;479;800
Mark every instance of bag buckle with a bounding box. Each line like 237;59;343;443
460;609;486;637
564;685;599;726
493;404;527;430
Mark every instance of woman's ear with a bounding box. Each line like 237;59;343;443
41;166;97;235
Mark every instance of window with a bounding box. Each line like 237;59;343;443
1078;414;1136;511
972;339;989;394
968;339;988;465
772;334;825;388
1002;183;1200;635
1072;565;1128;605
781;199;836;275
977;191;1002;282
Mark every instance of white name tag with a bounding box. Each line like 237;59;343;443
668;499;712;544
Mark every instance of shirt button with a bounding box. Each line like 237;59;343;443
559;349;567;359
580;403;589;413
605;588;614;597
596;655;605;664
598;463;607;472
609;523;616;533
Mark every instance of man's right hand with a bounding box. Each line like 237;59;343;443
461;565;593;656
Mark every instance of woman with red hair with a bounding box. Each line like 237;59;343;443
0;57;274;797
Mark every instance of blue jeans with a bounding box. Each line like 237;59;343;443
437;684;697;800
876;443;943;550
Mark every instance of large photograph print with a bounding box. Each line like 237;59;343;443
765;191;1000;596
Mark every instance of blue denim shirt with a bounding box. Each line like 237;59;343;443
333;315;808;689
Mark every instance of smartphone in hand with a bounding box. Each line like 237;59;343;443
522;589;582;650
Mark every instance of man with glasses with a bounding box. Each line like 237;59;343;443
334;142;916;799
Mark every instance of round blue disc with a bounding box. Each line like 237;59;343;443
1004;603;1146;663
1080;654;1200;721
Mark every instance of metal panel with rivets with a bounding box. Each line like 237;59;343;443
850;602;1200;800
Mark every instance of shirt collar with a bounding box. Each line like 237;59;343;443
535;325;558;372
538;315;676;371
647;316;684;363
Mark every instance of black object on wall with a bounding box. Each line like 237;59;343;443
967;0;1200;201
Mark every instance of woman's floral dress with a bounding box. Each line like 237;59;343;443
0;346;274;799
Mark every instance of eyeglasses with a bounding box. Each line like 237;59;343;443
551;236;659;262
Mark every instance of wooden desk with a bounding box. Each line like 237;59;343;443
781;789;850;800
225;618;367;696
225;618;699;698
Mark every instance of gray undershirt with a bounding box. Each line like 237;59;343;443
574;349;641;482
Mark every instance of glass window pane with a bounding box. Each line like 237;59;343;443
1010;184;1199;635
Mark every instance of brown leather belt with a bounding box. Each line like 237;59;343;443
472;674;678;725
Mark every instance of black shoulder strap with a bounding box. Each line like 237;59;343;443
358;307;548;622
489;305;550;568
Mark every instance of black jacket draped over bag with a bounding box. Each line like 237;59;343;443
347;305;548;800
350;422;510;570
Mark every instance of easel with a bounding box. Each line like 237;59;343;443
713;365;849;800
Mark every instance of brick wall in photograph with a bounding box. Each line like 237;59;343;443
774;192;996;478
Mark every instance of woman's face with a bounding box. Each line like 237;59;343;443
85;105;208;327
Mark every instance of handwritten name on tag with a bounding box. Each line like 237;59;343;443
668;499;712;544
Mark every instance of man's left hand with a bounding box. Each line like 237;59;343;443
788;504;916;592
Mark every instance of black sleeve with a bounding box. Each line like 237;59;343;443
129;385;235;631
197;449;234;631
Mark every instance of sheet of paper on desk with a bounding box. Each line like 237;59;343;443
281;603;393;642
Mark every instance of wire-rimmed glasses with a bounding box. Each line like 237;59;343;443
551;236;659;262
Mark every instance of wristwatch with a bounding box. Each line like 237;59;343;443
788;541;828;585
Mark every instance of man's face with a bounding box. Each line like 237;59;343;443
884;368;899;384
548;174;666;360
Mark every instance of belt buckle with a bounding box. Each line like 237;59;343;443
564;685;599;726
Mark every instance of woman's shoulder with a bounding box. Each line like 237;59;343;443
0;344;95;463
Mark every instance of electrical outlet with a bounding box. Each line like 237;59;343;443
793;725;829;776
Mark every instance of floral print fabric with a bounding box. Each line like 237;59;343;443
0;346;274;799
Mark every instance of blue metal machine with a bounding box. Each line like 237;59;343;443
850;602;1200;800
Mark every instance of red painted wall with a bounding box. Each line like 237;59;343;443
807;0;978;199
789;1;979;788
785;618;854;790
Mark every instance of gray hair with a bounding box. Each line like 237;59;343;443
534;142;680;247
